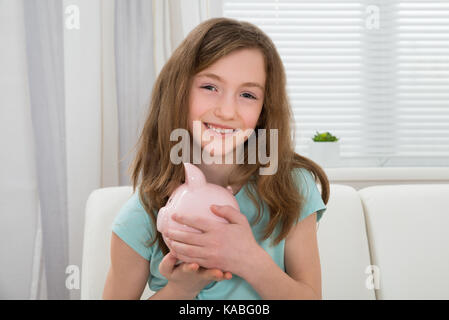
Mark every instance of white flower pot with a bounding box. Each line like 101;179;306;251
308;141;341;168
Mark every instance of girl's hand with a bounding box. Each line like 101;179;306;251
164;205;262;278
159;251;232;297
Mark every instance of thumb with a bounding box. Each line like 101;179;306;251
210;205;244;224
159;251;177;277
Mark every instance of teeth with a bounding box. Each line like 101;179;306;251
205;123;237;134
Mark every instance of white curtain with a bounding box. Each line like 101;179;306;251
0;0;222;300
0;0;44;299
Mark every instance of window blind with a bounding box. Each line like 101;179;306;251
223;0;449;167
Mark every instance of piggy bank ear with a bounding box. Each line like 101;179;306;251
183;162;206;188
226;185;234;195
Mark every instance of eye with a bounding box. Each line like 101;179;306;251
241;92;257;100
200;85;217;92
201;85;257;100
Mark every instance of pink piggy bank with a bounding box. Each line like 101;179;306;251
156;162;240;261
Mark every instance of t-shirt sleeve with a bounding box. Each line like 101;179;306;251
111;191;155;261
294;168;327;224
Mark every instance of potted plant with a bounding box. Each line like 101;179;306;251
308;131;341;168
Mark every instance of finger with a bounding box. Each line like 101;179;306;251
172;213;216;233
190;263;199;271
174;252;206;266
158;251;177;277
200;268;224;281
205;269;232;281
182;262;199;273
165;229;204;247
170;239;204;258
210;205;245;224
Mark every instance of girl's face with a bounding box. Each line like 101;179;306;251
188;48;266;158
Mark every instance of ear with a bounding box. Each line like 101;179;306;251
183;162;207;187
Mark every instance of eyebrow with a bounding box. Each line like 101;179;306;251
197;72;265;91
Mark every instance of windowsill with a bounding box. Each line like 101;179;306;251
323;167;449;181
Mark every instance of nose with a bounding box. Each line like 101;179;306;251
214;93;237;120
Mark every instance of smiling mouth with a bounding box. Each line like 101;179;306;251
203;122;240;135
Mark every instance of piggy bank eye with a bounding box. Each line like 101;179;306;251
168;198;172;204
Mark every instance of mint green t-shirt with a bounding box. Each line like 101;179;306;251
111;167;327;300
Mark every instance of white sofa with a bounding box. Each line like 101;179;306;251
81;183;449;300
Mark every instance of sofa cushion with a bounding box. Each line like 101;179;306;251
359;184;449;299
318;184;375;300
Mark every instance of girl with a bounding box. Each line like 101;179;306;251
103;17;329;300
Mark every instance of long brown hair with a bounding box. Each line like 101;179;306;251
128;17;330;256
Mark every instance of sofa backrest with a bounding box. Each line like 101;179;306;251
359;184;449;299
80;186;154;300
